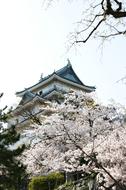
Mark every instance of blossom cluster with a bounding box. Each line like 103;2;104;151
22;91;126;188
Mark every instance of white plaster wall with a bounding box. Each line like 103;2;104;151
38;81;73;95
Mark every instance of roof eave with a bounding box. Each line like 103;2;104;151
13;95;47;114
16;74;58;97
16;74;95;97
43;90;63;99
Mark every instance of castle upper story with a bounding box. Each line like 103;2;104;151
16;60;96;105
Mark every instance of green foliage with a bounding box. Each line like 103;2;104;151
0;94;27;190
62;181;74;190
29;172;65;190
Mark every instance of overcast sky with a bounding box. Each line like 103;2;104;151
0;0;126;107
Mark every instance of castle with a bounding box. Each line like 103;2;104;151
10;60;95;129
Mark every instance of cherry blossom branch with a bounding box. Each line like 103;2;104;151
60;117;125;189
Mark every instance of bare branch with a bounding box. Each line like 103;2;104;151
100;29;126;38
76;18;105;43
76;13;104;35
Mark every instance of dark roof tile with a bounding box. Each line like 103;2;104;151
16;62;96;96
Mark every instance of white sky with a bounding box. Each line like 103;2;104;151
0;0;126;108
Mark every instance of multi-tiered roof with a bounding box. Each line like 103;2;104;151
16;61;96;105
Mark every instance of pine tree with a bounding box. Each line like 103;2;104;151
0;94;27;190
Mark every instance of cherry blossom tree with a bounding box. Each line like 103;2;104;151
22;91;126;189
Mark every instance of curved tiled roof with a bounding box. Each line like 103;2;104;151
55;63;84;85
18;91;36;105
16;63;96;96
